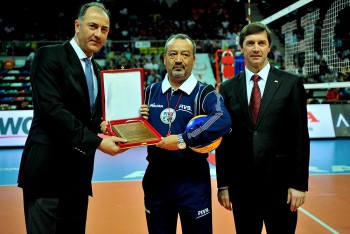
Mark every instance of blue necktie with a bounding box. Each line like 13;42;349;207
83;58;95;112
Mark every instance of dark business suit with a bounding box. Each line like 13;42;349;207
17;41;103;233
216;66;310;234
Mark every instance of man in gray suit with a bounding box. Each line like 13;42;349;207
215;22;310;233
17;2;131;233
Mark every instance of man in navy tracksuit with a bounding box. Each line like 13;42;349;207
142;33;231;234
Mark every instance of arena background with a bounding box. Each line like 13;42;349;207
1;1;350;233
2;0;350;145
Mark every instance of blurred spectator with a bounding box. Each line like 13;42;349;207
4;59;15;70
158;53;166;78
25;48;36;71
339;67;350;82
146;69;161;86
104;58;117;70
105;38;113;54
27;49;36;62
318;59;330;83
139;55;149;68
326;65;338;82
117;56;131;69
143;56;159;71
305;89;320;104
270;45;282;66
326;88;340;101
129;55;141;68
123;47;132;60
138;53;147;65
106;51;117;61
343;87;350;100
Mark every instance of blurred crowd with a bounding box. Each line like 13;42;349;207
103;51;165;87
1;0;350;103
0;0;246;42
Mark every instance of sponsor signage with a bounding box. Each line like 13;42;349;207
1;105;350;147
330;105;350;137
0;110;33;147
135;41;151;48
307;104;335;138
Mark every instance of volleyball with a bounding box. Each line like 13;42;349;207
186;115;222;154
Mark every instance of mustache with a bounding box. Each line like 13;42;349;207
173;62;185;69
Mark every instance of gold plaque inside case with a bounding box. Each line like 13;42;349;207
111;121;159;144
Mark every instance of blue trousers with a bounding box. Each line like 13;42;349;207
143;162;213;234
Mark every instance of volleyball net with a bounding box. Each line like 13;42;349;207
259;0;350;89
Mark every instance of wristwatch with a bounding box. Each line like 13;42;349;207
177;134;187;149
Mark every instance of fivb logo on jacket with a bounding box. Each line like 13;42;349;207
160;108;176;124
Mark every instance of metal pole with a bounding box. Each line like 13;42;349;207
247;0;251;23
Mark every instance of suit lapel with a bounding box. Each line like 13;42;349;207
64;42;101;115
64;42;87;85
234;73;251;124
256;67;282;126
64;42;93;113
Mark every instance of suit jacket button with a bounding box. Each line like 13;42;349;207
254;131;258;135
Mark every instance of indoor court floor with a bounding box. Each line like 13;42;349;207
1;139;350;233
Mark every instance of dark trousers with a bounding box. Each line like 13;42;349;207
23;190;89;234
143;176;213;234
143;159;213;234
230;187;297;234
145;200;212;234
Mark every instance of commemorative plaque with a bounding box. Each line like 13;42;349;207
101;68;162;149
111;121;159;144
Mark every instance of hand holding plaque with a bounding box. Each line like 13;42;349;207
101;68;162;148
111;121;159;144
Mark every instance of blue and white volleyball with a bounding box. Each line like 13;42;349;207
186;115;222;154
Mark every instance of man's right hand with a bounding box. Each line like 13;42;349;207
140;104;149;120
98;136;128;156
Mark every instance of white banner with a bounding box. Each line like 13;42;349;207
0;105;344;147
192;53;216;87
0;110;33;147
307;104;335;138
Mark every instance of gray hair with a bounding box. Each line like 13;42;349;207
164;33;196;56
77;2;110;21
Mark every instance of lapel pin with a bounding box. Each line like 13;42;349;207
274;80;278;83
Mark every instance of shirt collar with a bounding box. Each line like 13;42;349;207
161;73;198;95
245;63;271;82
70;38;92;60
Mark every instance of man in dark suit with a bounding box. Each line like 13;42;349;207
215;22;310;233
17;3;129;233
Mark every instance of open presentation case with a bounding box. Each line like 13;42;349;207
100;68;162;149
